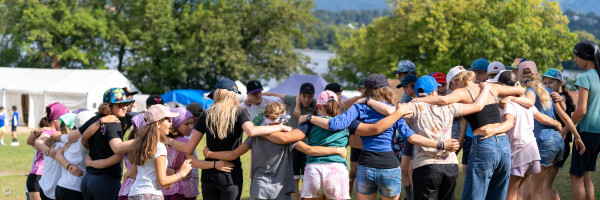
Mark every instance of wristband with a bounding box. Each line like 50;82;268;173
213;161;217;169
436;141;442;150
442;141;446;150
99;118;103;125
66;164;72;170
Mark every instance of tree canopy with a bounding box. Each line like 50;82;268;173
328;0;578;88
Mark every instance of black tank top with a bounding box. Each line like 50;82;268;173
462;87;502;131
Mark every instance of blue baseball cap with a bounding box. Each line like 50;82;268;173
415;75;438;97
392;60;416;74
471;58;490;71
543;68;564;82
208;78;241;99
396;74;418;88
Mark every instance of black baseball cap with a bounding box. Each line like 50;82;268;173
325;83;343;93
246;80;264;94
299;82;315;94
122;87;139;96
396;74;418;88
146;94;164;106
208;78;241;99
365;74;390;89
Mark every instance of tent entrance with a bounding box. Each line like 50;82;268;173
21;94;29;126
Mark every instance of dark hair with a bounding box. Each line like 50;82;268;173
561;85;576;112
12;105;16;111
38;117;51;128
574;40;600;77
128;124;139;140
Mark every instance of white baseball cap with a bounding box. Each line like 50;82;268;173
487;61;505;75
446;66;467;91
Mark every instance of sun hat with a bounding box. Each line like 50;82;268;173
144;105;180;124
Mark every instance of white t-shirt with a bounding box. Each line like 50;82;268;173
39;135;67;199
57;138;89;192
503;102;538;156
240;96;283;126
129;142;168;196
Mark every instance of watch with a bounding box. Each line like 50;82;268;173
365;97;371;106
306;114;313;123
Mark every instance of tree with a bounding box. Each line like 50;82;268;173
329;0;578;88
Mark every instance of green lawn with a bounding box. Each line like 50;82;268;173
1;131;599;199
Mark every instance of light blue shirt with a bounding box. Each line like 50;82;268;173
575;69;600;133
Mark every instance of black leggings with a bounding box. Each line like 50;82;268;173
201;182;243;200
80;173;120;200
55;185;83;200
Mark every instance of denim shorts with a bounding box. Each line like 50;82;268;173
536;131;565;167
356;165;402;197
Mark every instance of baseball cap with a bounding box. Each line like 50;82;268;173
46;102;70;121
246;80;264;94
392;60;416;74
325;83;343;93
0;106;4;110
487;61;505;75
487;70;517;86
446;66;467;90
365;74;390;89
518;61;538;77
543;68;564;82
144;105;180;124
208;78;241;99
396;74;418;88
146;94;165;106
103;88;134;104
186;102;203;116
75;111;95;129
431;72;447;84
471;58;490;71
59;113;77;129
131;113;147;129
415;75;438;97
358;77;367;88
299;82;315;94
122;87;139;96
316;90;338;106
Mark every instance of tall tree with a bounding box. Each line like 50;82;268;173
329;0;578;88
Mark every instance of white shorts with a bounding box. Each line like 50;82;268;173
301;163;350;199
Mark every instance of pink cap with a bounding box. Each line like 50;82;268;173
144;105;180;124
518;61;538;77
46;102;69;121
316;90;338;106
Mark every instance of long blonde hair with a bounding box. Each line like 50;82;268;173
129;119;167;165
205;89;241;140
522;74;552;109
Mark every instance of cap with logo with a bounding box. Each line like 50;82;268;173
415;75;438;97
518;61;538;77
431;72;447;84
396;74;418;88
144;104;180;124
246;80;264;94
299;82;315;94
316;90;338;106
208;78;241;99
543;68;564;82
146;94;165;107
487;61;505;75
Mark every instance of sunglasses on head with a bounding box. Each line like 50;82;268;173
115;101;133;108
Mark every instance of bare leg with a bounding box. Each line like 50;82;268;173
507;175;527;200
349;161;358;196
381;194;401;200
583;172;594;200
357;192;377;200
292;179;300;200
571;173;587;200
530;166;549;200
400;156;412;200
544;166;561;200
29;192;41;200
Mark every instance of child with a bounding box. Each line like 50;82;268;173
0;106;5;146
10;105;19;146
37;104;71;200
396;73;417;199
128;105;192;199
204;101;347;199
471;58;490;83
162;108;199;200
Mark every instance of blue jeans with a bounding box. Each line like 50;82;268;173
356;165;402;197
462;135;511;200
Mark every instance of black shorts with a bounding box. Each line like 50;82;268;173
401;140;414;157
350;147;362;162
554;139;571;168
570;132;600;176
292;149;306;177
11;125;17;132
26;174;42;193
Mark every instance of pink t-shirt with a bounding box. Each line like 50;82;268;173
29;130;56;175
161;137;199;198
118;155;135;197
503;102;538;157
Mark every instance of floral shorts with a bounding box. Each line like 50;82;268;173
128;194;164;200
301;163;351;199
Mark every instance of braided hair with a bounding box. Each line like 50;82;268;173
574;40;600;77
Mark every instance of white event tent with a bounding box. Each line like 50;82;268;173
0;67;138;128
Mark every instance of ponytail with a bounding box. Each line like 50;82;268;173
561;85;576;112
323;99;342;117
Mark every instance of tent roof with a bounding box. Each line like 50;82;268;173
161;89;213;109
267;74;329;96
0;67;138;95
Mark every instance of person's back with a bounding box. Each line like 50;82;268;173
304;117;348;165
504;101;537;155
246;136;296;199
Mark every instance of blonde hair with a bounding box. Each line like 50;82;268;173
522;75;552;109
363;86;394;104
129;119;167;166
205;89;241;140
451;71;476;88
264;102;285;122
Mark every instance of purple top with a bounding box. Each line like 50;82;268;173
29;130;55;175
118;155;134;196
162;137;199;197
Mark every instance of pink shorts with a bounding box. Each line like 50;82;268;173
301;163;351;199
510;160;541;177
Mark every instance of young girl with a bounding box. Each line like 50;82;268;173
167;78;291;200
204;101;347;199
53;112;85;200
128;105;192;199
570;40;600;200
25;117;54;200
397;74;417;200
162;107;199;200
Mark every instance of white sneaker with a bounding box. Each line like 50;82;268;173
0;140;5;146
10;141;19;146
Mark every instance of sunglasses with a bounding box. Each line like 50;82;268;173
115;101;133;108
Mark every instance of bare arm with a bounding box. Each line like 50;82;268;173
67;130;81;143
294;142;347;158
406;134;459;152
460;83;492;115
512;90;535;108
56;147;84;177
27;130;38;146
298;115;330;129
474;115;515;139
33;134;52;155
169;129;203;154
262;92;286;100
242;121;291;137
553;101;586;155
187;155;234;172
342;96;362;111
491;84;525;96
85;154;123;169
355;104;413;136
203;143;250;161
156;156;192;188
362;98;395;116
108;138;135;155
571;87;588;125
417;88;469;105
532;112;562;131
262;129;306;144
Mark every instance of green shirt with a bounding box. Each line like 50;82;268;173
298;117;348;165
575;69;600;133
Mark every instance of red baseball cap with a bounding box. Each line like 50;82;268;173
431;72;447;84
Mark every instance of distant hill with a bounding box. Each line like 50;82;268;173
313;0;598;14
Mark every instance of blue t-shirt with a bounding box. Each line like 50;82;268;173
328;102;414;152
11;112;18;126
0;113;5;127
527;87;558;140
465;124;474;137
575;69;600;134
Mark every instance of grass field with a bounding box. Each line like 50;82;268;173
1;130;599;199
